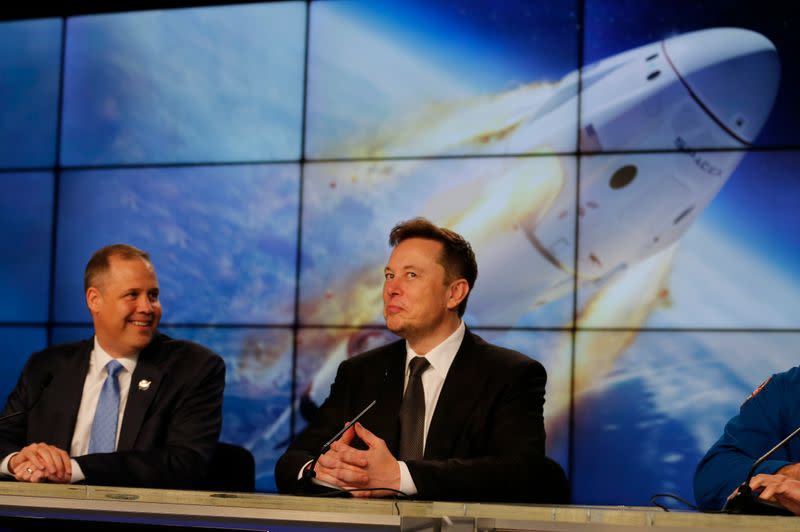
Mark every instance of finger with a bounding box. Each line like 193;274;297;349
316;459;369;486
318;453;366;475
313;468;349;489
749;474;778;489
27;444;59;475
339;424;356;445
317;449;347;469
18;446;46;470
758;484;779;501
15;461;35;482
353;422;379;447
330;439;355;453
30;469;47;483
332;466;369;486
338;448;368;468
53;449;72;481
34;445;63;475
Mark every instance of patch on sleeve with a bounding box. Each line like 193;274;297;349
745;376;772;403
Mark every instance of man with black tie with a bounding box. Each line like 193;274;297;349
0;244;225;487
275;218;568;502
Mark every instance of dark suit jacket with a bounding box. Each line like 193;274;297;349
0;332;225;488
275;329;568;503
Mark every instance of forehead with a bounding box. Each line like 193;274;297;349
102;256;158;286
386;238;444;268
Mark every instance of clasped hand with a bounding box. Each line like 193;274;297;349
312;422;400;497
9;443;71;483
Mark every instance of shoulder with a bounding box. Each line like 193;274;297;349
466;330;545;375
147;333;225;373
339;337;404;371
754;366;800;396
774;366;800;386
23;339;91;372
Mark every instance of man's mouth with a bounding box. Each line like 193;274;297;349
129;319;153;327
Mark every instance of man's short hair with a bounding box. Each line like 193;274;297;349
389;217;477;317
84;244;152;292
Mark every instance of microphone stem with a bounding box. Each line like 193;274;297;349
745;425;800;485
303;400;376;483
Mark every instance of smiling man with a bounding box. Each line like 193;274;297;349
276;218;568;502
0;244;225;487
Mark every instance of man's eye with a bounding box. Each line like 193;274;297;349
148;292;159;302
406;272;416;279
384;273;393;280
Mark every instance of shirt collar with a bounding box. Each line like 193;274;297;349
405;321;465;380
92;336;138;375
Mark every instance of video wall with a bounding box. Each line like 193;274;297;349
1;0;798;504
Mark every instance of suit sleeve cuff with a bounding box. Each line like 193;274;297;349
756;459;793;476
398;461;417;496
70;458;85;484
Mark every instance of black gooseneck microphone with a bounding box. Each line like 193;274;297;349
723;425;800;516
0;374;53;425
302;399;377;484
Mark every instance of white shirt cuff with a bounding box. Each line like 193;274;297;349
0;453;16;476
398;461;418;496
298;460;312;480
70;459;85;484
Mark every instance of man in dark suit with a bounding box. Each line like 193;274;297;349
275;218;567;502
0;244;225;488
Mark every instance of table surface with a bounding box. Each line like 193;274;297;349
0;483;795;531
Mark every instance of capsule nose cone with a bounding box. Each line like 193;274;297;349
663;27;780;144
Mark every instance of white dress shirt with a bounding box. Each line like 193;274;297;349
397;320;464;495
1;337;138;483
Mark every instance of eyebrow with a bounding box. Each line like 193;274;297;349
385;264;422;272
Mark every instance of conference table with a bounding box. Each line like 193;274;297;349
0;483;794;531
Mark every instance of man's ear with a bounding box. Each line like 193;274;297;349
446;279;469;311
86;286;102;314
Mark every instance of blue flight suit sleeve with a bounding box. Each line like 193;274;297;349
694;368;800;511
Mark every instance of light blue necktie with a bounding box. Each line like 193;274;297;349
88;360;124;454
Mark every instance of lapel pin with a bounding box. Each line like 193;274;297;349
138;379;151;391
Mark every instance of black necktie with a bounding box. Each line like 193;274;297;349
398;356;430;461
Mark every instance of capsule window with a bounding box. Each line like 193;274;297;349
609;165;637;190
673;205;695;225
647;70;661;81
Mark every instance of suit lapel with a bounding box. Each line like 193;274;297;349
117;336;166;450
425;331;481;458
45;341;92;451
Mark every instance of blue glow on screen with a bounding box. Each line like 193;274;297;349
0;19;61;167
0;328;47;403
0;172;53;322
54;165;300;324
306;0;579;158
61;3;306;165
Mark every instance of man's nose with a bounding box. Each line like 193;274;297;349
136;295;154;312
384;278;401;295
